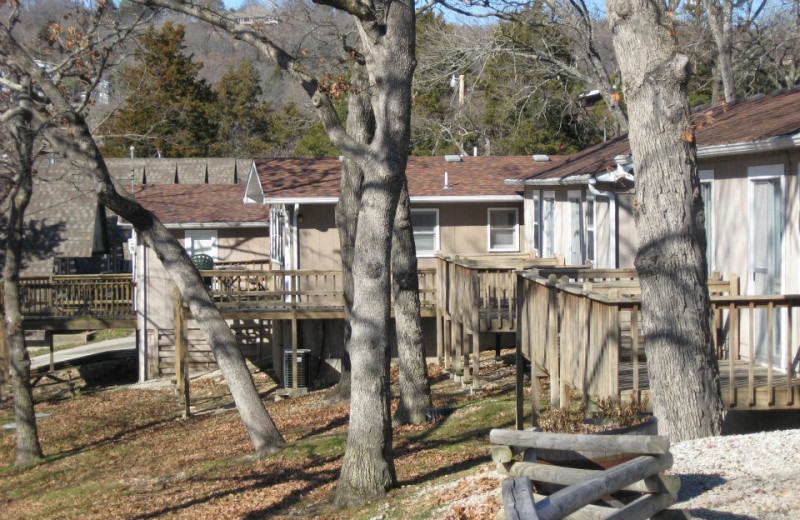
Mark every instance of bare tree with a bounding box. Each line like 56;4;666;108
130;0;426;503
702;0;767;104
606;0;724;441
0;1;286;457
0;73;44;467
441;0;629;135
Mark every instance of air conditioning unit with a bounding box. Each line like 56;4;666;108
283;349;312;389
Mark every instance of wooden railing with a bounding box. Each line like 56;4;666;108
17;274;135;317
517;269;800;419
434;253;565;389
214;259;272;270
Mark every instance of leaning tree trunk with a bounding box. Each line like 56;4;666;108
391;182;432;425
3;112;43;467
39;115;285;457
607;0;724;441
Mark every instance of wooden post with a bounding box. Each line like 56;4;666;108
47;330;54;372
632;305;640;404
729;303;738;407
436;304;444;365
471;274;481;391
548;282;560;408
291;274;298;391
515;276;524;429
0;318;7;398
173;285;189;416
444;317;452;371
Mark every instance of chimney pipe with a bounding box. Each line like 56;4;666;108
443;171;452;190
129;146;135;159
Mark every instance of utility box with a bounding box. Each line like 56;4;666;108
283;349;311;389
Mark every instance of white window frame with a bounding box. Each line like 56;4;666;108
568;190;585;265
585;194;596;267
185;230;218;260
699;170;715;275
270;207;285;265
532;190;542;256
411;208;439;257
487;207;520;252
542;190;556;258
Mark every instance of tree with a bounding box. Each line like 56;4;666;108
0;76;44;467
441;0;629;136
0;2;286;458
100;22;218;158
130;0;429;503
606;0;724;441
211;60;276;157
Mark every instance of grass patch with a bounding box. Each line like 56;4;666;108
0;355;520;519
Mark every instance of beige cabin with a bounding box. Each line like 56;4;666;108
509;89;800;374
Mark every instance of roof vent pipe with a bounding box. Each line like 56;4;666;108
532;154;550;162
129;146;135;159
614;154;633;166
443;171;452;190
473;146;477;157
156;150;161;158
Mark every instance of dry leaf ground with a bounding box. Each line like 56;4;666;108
0;352;519;519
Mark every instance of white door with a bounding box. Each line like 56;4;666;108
750;179;781;365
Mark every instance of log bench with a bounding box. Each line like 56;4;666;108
490;429;687;520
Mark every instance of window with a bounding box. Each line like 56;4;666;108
542;191;555;258
568;190;584;265
488;208;519;252
532;191;542;255
270;207;285;264
585;195;596;266
411;209;439;256
699;170;714;275
185;230;218;260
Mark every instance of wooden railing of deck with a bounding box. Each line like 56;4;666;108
516;270;800;425
435;253;564;389
214;259;273;270
17;274;135;317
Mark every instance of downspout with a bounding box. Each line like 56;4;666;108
587;178;617;269
293;203;300;271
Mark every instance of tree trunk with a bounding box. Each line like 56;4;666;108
606;0;724;441
334;0;416;504
2;90;44;466
40;115;286;457
704;0;736;104
391;182;432;425
326;58;372;404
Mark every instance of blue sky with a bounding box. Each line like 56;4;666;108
223;0;245;10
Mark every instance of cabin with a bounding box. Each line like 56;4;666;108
124;183;271;381
244;156;569;271
506;89;800;419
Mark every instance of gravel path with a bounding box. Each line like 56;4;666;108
670;429;800;519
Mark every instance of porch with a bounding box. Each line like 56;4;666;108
514;267;800;428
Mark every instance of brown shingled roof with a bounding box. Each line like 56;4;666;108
106;158;246;186
19;159;104;275
131;184;269;225
512;89;800;183
255;155;568;200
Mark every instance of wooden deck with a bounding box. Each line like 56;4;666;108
515;267;800;423
619;360;800;410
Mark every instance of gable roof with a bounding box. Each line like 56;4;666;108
106;158;248;186
17;159;105;275
510;88;800;185
128;184;269;227
254;155;567;203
